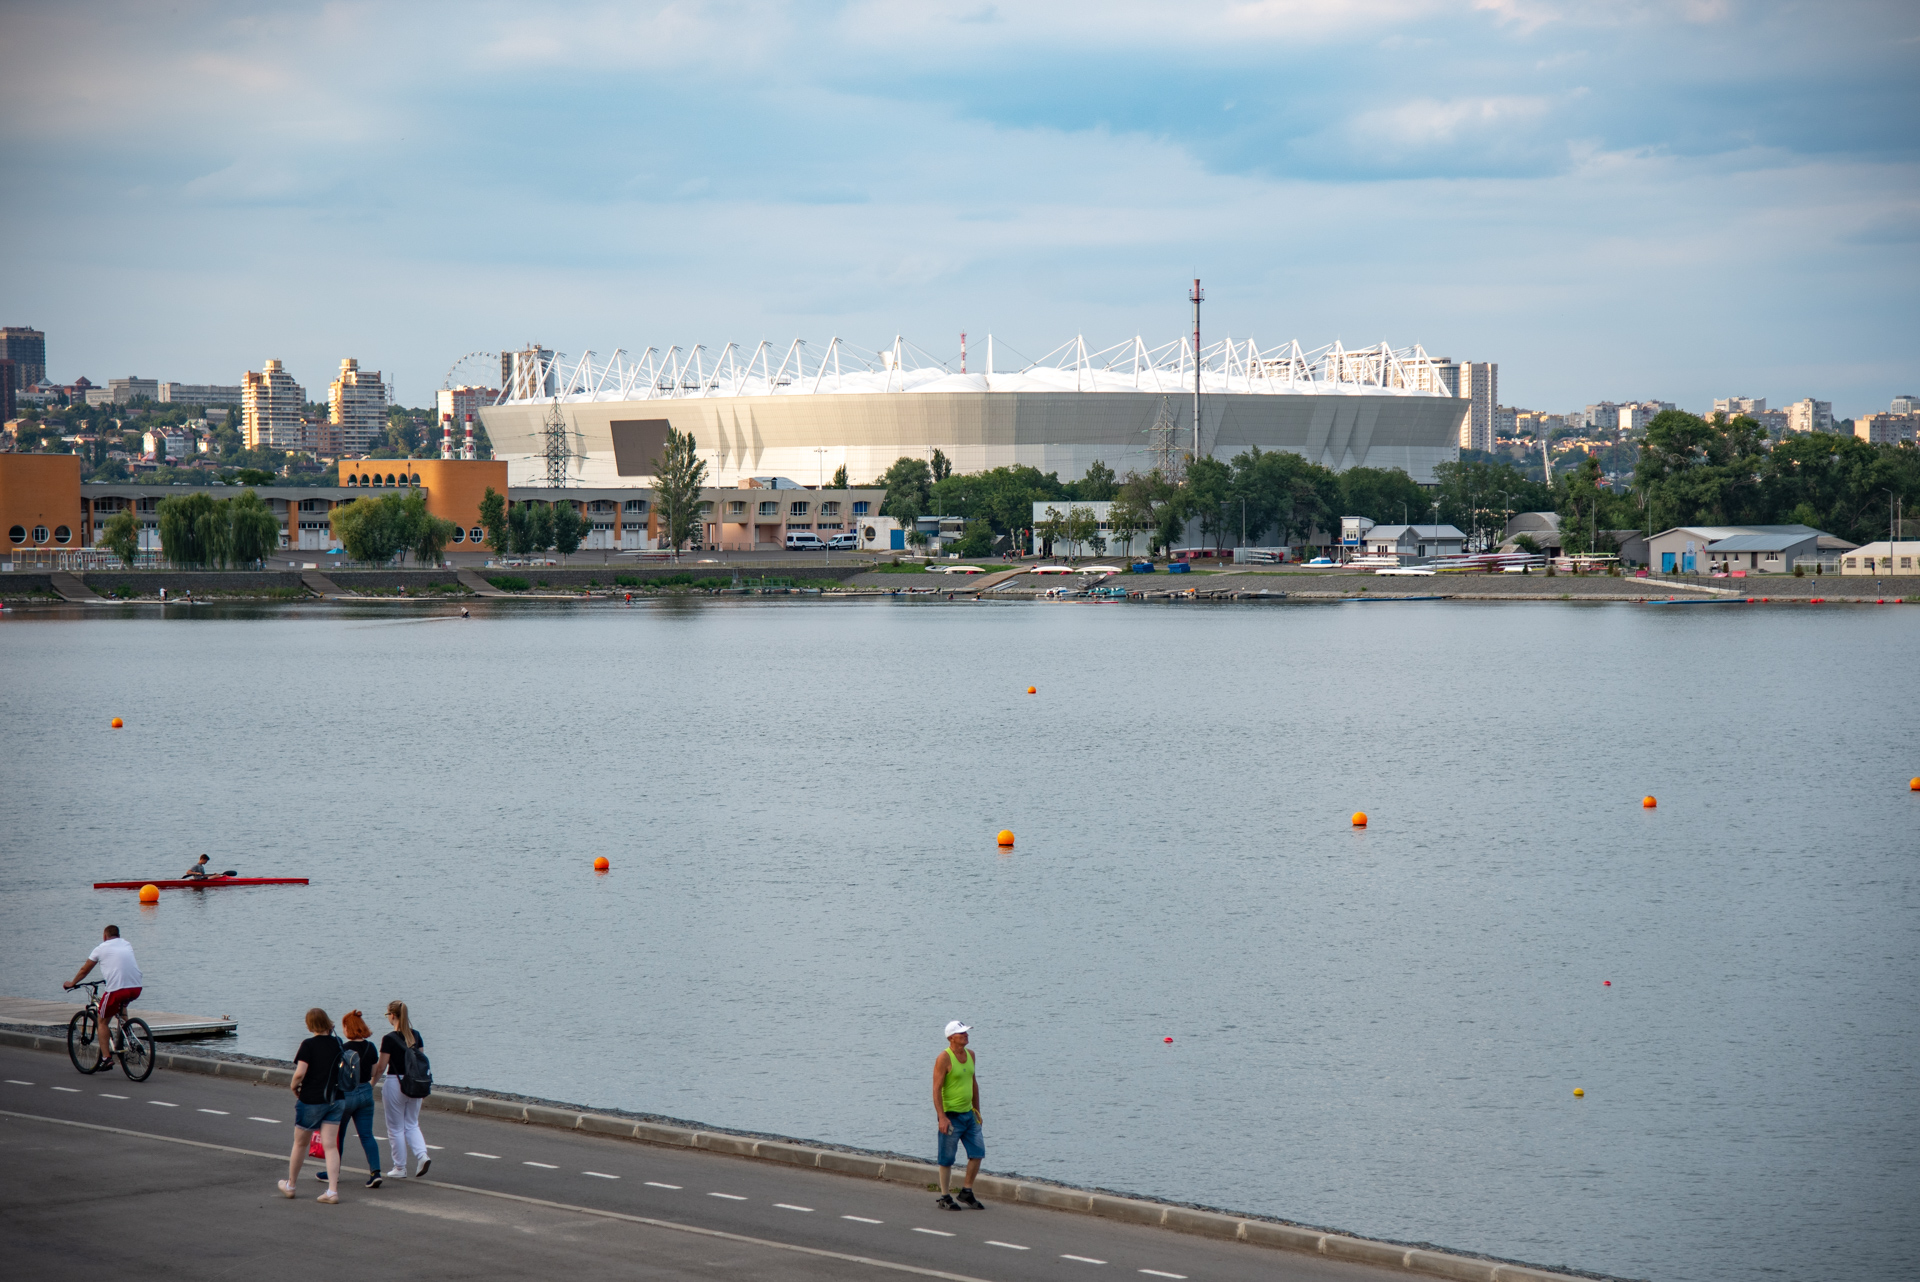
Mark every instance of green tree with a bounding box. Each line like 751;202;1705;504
506;503;534;556
1078;459;1117;501
1338;467;1430;527
1036;505;1067;557
529;502;555;554
1431;458;1552;548
879;456;934;533
1187;455;1233;550
156;491;221;567
551;499;586;558
1106;490;1147;557
650;426;709;557
398;490;457;566
225;490;282;565
830;464;849;489
478;486;509;556
1555;455;1623;556
101;509;139;568
1062;505;1100;561
949;519;995;558
931;448;952;482
329;494;408;564
930;464;1069;537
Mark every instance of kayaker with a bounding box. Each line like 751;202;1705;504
932;1020;986;1211
63;925;142;1070
182;854;212;880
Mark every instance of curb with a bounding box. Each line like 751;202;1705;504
0;1029;1605;1282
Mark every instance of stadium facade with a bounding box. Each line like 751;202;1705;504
477;336;1467;489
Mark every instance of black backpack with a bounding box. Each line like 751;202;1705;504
398;1033;432;1099
327;1036;360;1103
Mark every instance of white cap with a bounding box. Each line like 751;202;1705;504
944;1020;971;1038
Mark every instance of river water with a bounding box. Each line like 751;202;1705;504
1;598;1914;1281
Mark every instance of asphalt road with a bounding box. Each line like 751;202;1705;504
0;1043;1403;1282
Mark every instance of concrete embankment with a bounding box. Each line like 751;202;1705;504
0;1027;1605;1282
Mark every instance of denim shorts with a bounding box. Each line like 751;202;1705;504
937;1110;984;1166
295;1098;346;1130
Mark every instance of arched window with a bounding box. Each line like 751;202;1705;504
386;473;397;486
54;525;72;544
410;473;420;486
346;474;357;487
7;526;23;544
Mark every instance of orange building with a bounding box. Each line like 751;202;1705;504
337;458;507;540
1;453;83;559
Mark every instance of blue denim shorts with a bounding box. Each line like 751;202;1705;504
295;1098;346;1130
937;1111;984;1166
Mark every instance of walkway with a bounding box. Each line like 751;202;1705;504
456;569;515;598
300;570;348;598
48;571;102;603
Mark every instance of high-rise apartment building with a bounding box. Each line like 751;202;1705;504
1457;362;1497;452
243;359;308;450
436;385;498;435
502;346;556;400
0;360;15;423
1582;402;1620;430
1892;395;1920;415
327;358;388;457
1784;398;1833;434
0;327;46;389
1713;396;1765;417
1855;413;1918;445
1617;401;1675;432
107;376;160;404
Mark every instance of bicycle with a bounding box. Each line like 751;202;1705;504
67;979;154;1082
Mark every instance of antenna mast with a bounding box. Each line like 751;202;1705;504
1189;278;1204;463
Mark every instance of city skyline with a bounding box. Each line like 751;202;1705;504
2;0;1915;416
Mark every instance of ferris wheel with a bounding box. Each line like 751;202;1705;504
442;351;499;391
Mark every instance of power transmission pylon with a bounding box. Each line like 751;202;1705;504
543;398;571;487
1147;397;1184;483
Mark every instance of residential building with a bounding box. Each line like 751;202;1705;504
1617;401;1673;432
84;388;114;407
502;346;556;401
141;424;193;462
1513;410;1559;438
159;382;243;409
107;376;159;404
1427;359;1460;398
1458;363;1497;452
1713;396;1765;417
1643;525;1832;575
0;360;13;423
1891;395;1920;415
1361;523;1466;561
435;385;498;447
1855;412;1919;444
327;358;388;457
1752;410;1790;436
1493;405;1517;437
1784;398;1833;435
242;359;307;450
1582;402;1621;430
1840;541;1920;575
0;327;46;390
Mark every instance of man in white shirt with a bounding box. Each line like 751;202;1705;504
65;925;143;1070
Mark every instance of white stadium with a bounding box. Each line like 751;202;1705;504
476;335;1468;489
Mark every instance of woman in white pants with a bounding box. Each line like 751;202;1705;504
377;1000;429;1179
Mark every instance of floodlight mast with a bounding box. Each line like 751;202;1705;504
1189;279;1204;461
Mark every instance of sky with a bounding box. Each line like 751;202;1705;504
2;0;1916;417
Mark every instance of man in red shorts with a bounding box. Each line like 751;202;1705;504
65;925;143;1070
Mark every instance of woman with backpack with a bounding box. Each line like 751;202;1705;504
313;1010;383;1188
378;1000;431;1180
279;1007;346;1203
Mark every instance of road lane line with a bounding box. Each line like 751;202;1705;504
775;1204;813;1212
150;1101;177;1107
583;1172;619;1179
100;1093;127;1099
0;1111;996;1282
5;1080;33;1085
524;1161;558;1169
986;1241;1029;1250
1061;1255;1107;1264
1139;1271;1187;1279
709;1192;748;1201
466;1152;500;1159
645;1181;681;1189
913;1228;956;1237
198;1109;228;1115
426;1144;444;1149
52;1087;80;1093
249;1117;278;1123
843;1215;882;1223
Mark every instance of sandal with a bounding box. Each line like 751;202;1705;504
316;1189;339;1204
277;1180;296;1198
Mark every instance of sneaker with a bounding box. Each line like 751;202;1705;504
956;1188;986;1209
415;1158;430;1178
383;1167;408;1180
365;1172;382;1189
313;1169;329;1183
316;1189;339;1204
934;1193;960;1211
276;1180;296;1198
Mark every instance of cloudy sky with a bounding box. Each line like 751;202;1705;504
3;0;1915;415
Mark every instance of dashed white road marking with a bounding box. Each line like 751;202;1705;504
5;1080;33;1085
99;1093;127;1099
583;1171;619;1179
249;1116;278;1123
52;1087;80;1093
843;1215;882;1224
198;1108;228;1115
912;1228;956;1237
1139;1271;1187;1279
426;1144;444;1150
149;1100;177;1107
987;1241;1030;1250
523;1161;557;1169
774;1203;813;1212
645;1181;681;1189
709;1192;748;1201
466;1152;500;1159
1062;1255;1107;1265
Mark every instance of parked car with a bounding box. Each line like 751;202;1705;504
827;532;859;550
785;532;826;550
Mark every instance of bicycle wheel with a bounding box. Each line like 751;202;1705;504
67;1010;100;1073
119;1018;155;1082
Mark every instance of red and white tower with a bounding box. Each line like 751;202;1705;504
462;414;475;461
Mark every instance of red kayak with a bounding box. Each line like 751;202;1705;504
93;877;309;890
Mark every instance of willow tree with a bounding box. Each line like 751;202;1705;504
651;427;708;557
225;490;281;566
101;509;140;568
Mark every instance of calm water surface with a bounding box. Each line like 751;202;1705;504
2;598;1914;1282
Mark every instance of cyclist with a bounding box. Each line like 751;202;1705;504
64;925;142;1070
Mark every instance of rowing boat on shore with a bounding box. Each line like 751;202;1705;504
93;876;309;890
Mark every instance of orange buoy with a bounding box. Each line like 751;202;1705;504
1351;811;1367;827
138;884;160;903
1910;778;1919;792
996;829;1015;847
593;856;610;871
110;718;123;729
1026;686;1036;694
1642;795;1657;808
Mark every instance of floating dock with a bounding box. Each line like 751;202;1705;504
0;996;236;1040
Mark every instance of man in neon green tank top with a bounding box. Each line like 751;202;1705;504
932;1020;986;1210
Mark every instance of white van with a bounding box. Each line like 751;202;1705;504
785;531;826;551
827;532;859;550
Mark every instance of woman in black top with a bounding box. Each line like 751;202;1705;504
313;1010;383;1188
378;1000;429;1179
279;1007;344;1203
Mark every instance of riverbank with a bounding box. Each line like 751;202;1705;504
0;1030;1610;1282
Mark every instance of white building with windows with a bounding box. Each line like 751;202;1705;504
242;359;307;450
1457;362;1497;452
1360;523;1465;562
160;382;243;408
328;359;388;457
1784;398;1833;434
